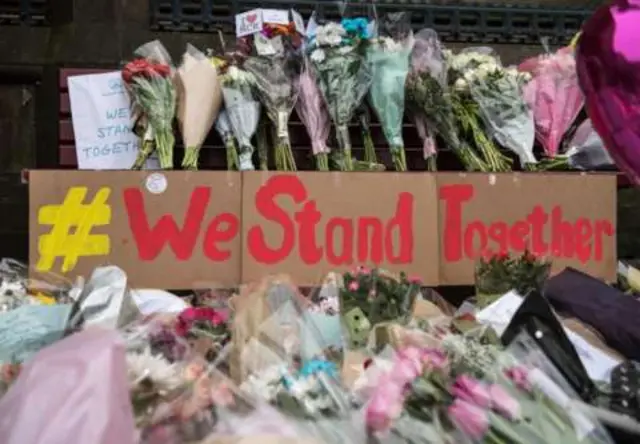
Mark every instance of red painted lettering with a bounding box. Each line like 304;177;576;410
246;175;414;266
440;184;614;262
123;187;239;262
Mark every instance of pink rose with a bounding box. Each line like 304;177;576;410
348;281;359;291
505;366;532;392
448;399;489;440
366;378;406;432
409;275;422;285
451;375;491;408
488;384;521;420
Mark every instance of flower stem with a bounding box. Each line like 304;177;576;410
224;138;239;171
181;146;200;170
391;146;407;172
156;129;174;170
426;155;437;171
316;153;329;171
256;121;269;171
132;139;154;170
336;124;354;171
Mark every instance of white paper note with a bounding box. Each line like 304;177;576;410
67;71;159;170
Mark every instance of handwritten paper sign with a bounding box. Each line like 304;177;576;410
0;304;72;363
235;9;263;37
67;71;159;170
28;171;617;289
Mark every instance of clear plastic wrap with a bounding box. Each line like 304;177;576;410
366;12;413;171
414;116;438;170
221;65;260;171
565;119;614;170
296;60;332;170
244;45;302;171
457;47;536;168
123;40;177;170
305;12;373;171
214;109;240;170
521;47;584;159
177;44;223;170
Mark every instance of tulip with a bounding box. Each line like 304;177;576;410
451;375;492;408
366;377;406;432
489;384;521;420
505;366;532;392
448;399;489;440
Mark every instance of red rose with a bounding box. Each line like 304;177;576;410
122;58;151;84
147;62;171;78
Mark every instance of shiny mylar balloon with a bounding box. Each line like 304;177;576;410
576;0;640;184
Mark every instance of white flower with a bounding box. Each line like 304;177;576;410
126;349;183;394
338;45;354;55
454;78;468;91
316;23;345;47
310;48;326;63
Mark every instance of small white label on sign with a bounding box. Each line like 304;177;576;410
262;9;289;25
145;173;167;194
291;9;305;35
235;9;263;37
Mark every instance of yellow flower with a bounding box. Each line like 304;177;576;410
33;292;56;305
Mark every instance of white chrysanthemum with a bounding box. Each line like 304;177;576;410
316;23;345;47
310;48;326;63
240;364;286;401
454;78;468;91
126;350;183;393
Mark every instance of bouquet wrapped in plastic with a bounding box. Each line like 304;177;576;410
122;40;177;170
366;12;413;171
520;47;584;160
306;15;373;171
406;29;485;171
215;109;240;170
340;267;420;350
176;44;223;170
565;119;614;170
244;32;302;171
221;65;260;171
295;60;332;171
449;47;534;170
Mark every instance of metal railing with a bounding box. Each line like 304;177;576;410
0;0;48;25
149;0;593;44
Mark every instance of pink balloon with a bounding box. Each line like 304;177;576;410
576;0;640;184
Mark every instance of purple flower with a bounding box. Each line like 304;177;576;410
488;384;521;420
505;366;532;392
448;399;489;440
451;375;491;408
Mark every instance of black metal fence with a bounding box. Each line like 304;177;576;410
149;0;592;44
0;0;49;25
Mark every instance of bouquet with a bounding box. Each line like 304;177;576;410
449;48;534;170
356;105;378;166
366;12;413;171
564;119;614;170
221;65;261;171
176;44;223;170
122;40;177;170
307;18;373;171
215;109;240;170
415;117;438;170
174;306;230;362
340;267;420;349
475;251;552;308
296;60;332;171
407;29;487;172
244;29;302;171
521;47;584;160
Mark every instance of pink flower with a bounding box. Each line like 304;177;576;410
409;276;422;285
448;399;489;440
179;307;199;322
366;378;406;432
357;266;370;274
348;281;359;291
488;384;521;420
423;349;448;371
393;349;424;383
505;366;532;392
451;375;491;408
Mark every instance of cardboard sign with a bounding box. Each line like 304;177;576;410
28;171;617;288
29;171;242;288
67;72;159;170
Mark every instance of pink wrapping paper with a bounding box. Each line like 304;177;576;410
0;329;137;444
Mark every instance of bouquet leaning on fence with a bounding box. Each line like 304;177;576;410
176;44;223;170
307;17;373;171
406;29;486;172
367;12;414;171
123;40;177;170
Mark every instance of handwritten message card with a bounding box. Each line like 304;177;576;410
0;304;72;363
67;71;159;170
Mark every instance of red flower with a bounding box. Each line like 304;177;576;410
522;250;537;262
494;252;510;262
122;58;171;84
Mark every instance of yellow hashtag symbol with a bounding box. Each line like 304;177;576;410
37;187;112;273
